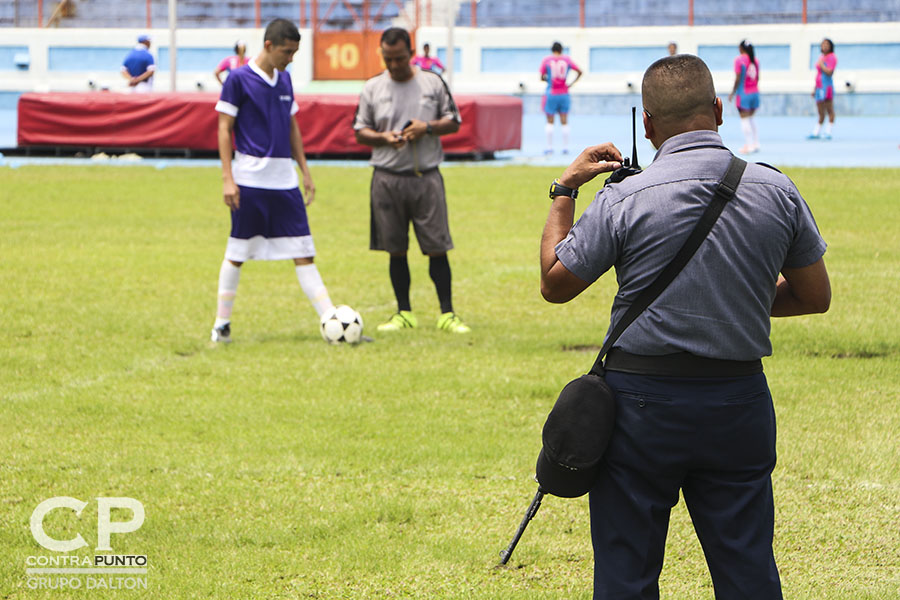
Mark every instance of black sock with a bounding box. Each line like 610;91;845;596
429;255;453;314
389;256;411;312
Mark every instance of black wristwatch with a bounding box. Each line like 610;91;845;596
425;123;434;135
549;178;578;200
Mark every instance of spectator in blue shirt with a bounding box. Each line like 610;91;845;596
121;35;155;93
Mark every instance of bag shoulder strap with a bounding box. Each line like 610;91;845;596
589;156;747;376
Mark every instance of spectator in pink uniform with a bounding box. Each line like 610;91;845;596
215;40;250;85
728;40;761;153
539;41;582;155
411;43;445;74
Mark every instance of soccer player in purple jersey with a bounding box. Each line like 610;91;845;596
539;42;582;155
210;19;334;343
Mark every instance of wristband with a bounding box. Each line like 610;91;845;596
426;123;434;135
549;178;578;200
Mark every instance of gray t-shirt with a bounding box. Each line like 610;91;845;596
353;68;461;172
555;130;827;361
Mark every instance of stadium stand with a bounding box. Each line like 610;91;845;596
0;0;400;29
462;0;900;27
454;0;900;26
2;0;899;28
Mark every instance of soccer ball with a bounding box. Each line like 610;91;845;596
320;305;364;344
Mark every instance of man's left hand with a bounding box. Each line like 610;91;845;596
558;143;624;189
303;176;315;206
401;119;429;142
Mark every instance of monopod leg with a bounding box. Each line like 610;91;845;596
498;488;545;566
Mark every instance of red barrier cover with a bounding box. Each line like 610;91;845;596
17;92;522;155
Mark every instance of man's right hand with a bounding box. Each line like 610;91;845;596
384;130;405;149
223;180;240;211
559;143;624;189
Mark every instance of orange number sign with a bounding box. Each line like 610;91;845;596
314;32;390;80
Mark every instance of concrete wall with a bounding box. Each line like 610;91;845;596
420;22;900;97
0;27;312;94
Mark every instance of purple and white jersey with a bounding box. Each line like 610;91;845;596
215;60;300;190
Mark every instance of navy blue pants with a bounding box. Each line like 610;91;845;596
590;371;783;600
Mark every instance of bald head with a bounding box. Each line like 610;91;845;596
642;55;718;138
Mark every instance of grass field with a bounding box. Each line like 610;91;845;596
1;164;898;599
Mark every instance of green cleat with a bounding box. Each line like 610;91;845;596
436;312;471;333
377;310;418;332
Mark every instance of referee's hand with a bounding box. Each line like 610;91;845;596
383;130;405;149
401;119;427;142
223;181;240;211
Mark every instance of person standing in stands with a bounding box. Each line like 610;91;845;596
121;34;155;93
411;43;445;75
214;40;250;85
728;40;761;153
210;19;334;343
809;38;837;140
539;41;582;155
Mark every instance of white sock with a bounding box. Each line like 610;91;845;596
561;125;570;149
824;121;833;135
545;123;554;150
749;117;759;148
812;122;821;136
740;118;753;147
296;263;333;317
214;260;241;328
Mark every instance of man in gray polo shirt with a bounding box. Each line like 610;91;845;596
353;27;469;334
541;55;831;598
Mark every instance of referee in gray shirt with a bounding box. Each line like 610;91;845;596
353;27;470;334
541;55;831;599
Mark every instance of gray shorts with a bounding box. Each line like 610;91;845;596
369;168;454;255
